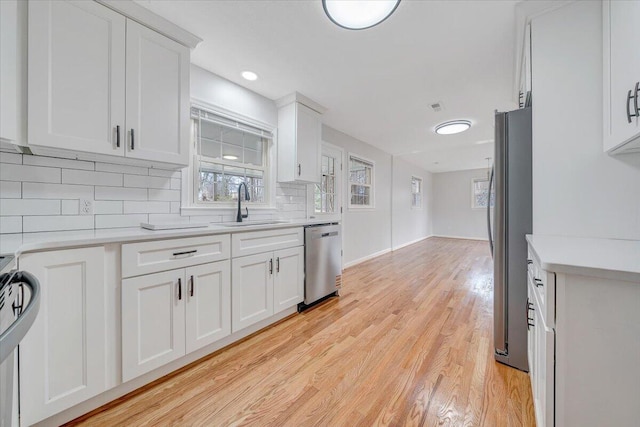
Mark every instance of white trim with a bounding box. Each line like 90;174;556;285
433;234;490;241
347;152;375;210
392;235;433;251
344;248;391;269
190;98;276;132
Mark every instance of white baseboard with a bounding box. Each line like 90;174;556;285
391;235;433;251
432;234;489;241
344;248;391;269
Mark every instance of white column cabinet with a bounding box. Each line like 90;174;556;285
121;269;186;382
185;261;231;354
231;253;275;333
273;246;304;314
27;0;190;166
18;247;108;426
603;0;640;153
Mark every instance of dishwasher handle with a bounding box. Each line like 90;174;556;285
0;271;41;363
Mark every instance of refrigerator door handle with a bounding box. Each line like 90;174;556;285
487;166;494;258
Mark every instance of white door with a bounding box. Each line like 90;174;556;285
273;246;304;313
19;247;107;426
605;0;640;150
28;0;126;155
296;103;322;182
308;143;343;222
185;261;231;354
125;19;190;166
122;269;186;382
231;253;274;333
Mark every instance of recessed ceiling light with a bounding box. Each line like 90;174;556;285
435;120;472;135
241;71;258;81
223;155;239;160
323;0;401;30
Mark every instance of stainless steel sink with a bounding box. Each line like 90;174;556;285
218;220;290;227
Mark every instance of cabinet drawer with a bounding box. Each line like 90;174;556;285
122;234;230;278
231;227;303;258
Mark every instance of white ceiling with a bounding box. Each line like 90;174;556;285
136;0;521;173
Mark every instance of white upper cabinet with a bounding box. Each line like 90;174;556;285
603;0;640;153
276;93;326;183
28;0;126;156
27;0;196;167
125;20;190;165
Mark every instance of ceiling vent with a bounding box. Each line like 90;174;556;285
430;102;443;112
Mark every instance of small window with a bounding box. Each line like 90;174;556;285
315;154;337;214
411;176;422;208
192;108;272;206
472;177;494;209
349;154;374;208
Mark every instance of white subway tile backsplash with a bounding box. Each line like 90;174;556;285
148;189;180;201
95;186;147;201
124;201;170;214
124;174;170;189
95;214;148;229
0;152;22;164
0;216;22;233
95;162;148;176
94;201;123;214
170;178;181;190
23;155;94;171
171;202;181;213
0;164;61;183
22;183;94;200
0;199;61;216
0;181;21;198
23;215;94;232
62;169;122;187
149;168;181;179
62;200;80;215
148;214;190;224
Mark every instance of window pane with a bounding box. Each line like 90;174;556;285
327;195;334;213
200;121;223;159
243;134;264;166
328;157;334;175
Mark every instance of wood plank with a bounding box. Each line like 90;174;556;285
68;237;535;427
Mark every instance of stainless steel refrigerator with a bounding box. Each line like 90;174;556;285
488;107;532;372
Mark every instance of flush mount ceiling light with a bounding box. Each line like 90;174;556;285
223;155;239;160
323;0;401;30
241;71;258;81
435;120;472;135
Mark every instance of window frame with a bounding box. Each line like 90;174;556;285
347;153;375;210
307;142;343;221
471;176;494;210
181;101;277;215
411;175;423;209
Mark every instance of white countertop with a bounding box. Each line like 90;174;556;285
526;234;640;282
0;219;336;257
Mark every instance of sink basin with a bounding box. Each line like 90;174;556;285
218;220;290;227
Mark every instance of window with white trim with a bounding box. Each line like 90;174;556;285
472;177;494;209
349;154;374;208
191;107;272;206
411;176;422;208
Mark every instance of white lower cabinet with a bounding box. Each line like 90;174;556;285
19;247;108;426
232;246;303;333
122;260;230;382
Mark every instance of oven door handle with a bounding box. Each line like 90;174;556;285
0;271;41;363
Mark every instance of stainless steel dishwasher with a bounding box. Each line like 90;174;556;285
300;223;342;311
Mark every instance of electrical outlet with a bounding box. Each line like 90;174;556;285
80;199;94;215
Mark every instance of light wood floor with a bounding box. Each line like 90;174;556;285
70;237;535;427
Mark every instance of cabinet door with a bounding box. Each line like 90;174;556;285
604;0;640;151
273;246;304;313
122;269;186;382
185;261;231;353
296;103;322;182
125;19;190;166
231;253;274;333
28;0;125;155
19;247;107;426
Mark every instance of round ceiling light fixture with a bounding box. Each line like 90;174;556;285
323;0;401;30
435;120;472;135
241;71;258;81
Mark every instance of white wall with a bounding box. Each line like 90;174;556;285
321;125;393;266
531;1;640;240
391;157;433;249
432;168;491;240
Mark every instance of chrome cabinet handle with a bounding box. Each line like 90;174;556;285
173;249;197;258
269;259;273;275
276;257;280;273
